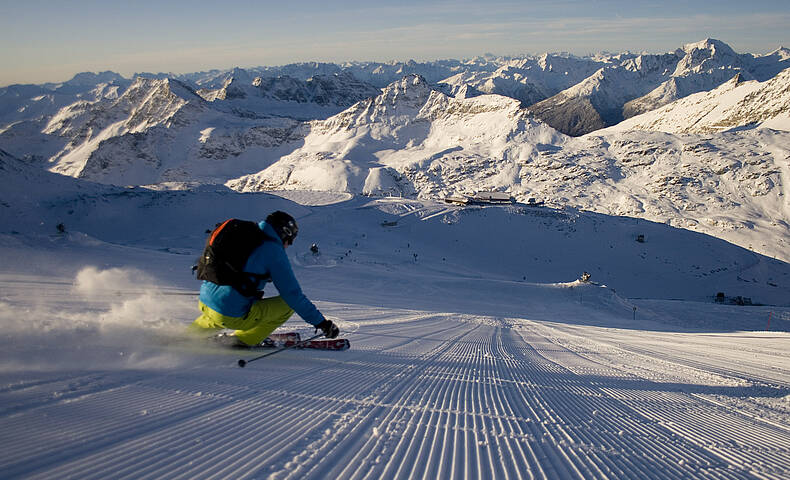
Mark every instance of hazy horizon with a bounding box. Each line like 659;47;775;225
1;0;789;87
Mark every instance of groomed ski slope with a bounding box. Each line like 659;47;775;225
0;194;789;479
1;288;788;479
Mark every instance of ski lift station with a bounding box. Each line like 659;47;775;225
444;191;514;205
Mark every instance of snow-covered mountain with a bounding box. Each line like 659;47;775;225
601;68;790;134
181;59;468;90
43;77;210;183
196;72;381;119
530;39;790;135
436;54;604;107
528;65;651;135
0;77;130;168
3;77;311;186
228;74;562;196
0;72;129;127
223;76;790;262
2;39;787;149
622;39;750;119
1;38;789;262
1;72;382;185
133;39;789;138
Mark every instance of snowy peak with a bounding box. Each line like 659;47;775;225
439;54;602;108
40;76;213;183
45;77;204;139
378;74;433;104
439;67;551;107
303;72;381;107
622;67;746;119
528;66;643;135
451;83;484;99
767;46;790;61
197;76;247;101
603;67;790;134
257;72;380;107
530;38;790;134
252;75;309;102
119;77;205;132
228;75;563;196
750;46;790;81
6;38;788;142
64;71;127;88
122;76;204;105
681;38;737;56
318;74;435;132
197;72;380;110
674;38;743;76
619;50;683;75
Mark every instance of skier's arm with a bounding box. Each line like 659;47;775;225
266;245;325;326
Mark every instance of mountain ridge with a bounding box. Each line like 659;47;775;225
529;38;790;134
602;67;790;134
1;39;789;262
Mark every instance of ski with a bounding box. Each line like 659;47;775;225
267;332;301;344
238;334;349;367
252;336;350;351
286;338;350;350
209;331;301;349
211;332;350;362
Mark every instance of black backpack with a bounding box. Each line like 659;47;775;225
195;219;273;297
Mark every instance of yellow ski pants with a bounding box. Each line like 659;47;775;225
191;296;294;346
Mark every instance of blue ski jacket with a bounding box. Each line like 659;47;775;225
199;221;325;325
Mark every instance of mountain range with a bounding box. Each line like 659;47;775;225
602;68;790;134
529;39;790;135
0;38;789;263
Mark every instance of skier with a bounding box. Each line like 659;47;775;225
191;211;339;348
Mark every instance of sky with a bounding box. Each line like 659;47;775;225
1;0;789;86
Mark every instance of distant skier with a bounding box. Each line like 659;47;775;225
191;211;339;347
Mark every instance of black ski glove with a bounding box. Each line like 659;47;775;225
315;319;339;339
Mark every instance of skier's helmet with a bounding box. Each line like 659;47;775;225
266;211;299;245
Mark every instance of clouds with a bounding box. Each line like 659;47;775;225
1;1;788;85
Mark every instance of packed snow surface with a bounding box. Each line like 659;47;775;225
1;186;789;479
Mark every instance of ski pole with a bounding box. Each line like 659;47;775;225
237;333;324;368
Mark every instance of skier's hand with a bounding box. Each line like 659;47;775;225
315;319;339;339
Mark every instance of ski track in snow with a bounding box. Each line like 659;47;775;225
2;301;789;480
